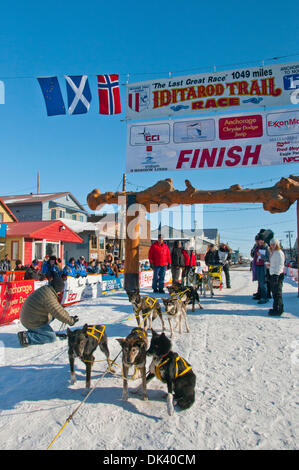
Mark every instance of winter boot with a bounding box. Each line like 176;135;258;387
268;310;282;316
18;331;29;347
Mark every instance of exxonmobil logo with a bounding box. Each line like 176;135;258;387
268;117;299;128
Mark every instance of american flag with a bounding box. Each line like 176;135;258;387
97;74;121;115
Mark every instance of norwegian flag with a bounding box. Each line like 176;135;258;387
97;74;121;115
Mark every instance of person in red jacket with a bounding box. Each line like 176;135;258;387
148;234;171;293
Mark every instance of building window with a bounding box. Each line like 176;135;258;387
59;210;65;218
99;236;105;250
72;214;77;220
34;242;43;260
46;243;59;258
90;235;97;249
0;213;3;222
79;215;84;222
11;241;19;260
51;209;56;220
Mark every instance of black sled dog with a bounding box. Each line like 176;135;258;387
67;324;115;389
146;330;196;415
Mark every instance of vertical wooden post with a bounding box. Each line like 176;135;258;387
124;194;140;294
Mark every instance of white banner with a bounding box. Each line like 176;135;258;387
126;108;299;173
126;62;299;120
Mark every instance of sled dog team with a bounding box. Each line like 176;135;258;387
67;283;201;416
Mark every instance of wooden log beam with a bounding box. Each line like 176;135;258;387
87;174;299;214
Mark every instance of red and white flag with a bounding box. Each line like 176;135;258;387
97;74;121;115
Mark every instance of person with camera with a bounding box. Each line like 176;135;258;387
17;277;79;347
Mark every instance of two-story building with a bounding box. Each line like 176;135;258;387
1;192;88;223
1;192;112;265
0;197;18;262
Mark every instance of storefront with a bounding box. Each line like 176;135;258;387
5;220;83;268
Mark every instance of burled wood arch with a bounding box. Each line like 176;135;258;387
87;175;299;294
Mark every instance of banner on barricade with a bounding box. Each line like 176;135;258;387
101;274;124;293
0;270;174;325
0;280;35;326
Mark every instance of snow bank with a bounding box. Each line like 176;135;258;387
0;268;298;450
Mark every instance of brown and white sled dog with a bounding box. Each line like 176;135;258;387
117;327;148;401
128;292;165;331
162;295;190;337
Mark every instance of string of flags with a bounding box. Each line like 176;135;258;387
37;74;121;116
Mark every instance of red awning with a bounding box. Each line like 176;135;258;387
6;220;83;243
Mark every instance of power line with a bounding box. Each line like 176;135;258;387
1;52;299;81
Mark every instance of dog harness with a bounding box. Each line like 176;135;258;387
86;325;105;344
135;296;158;313
133;328;147;341
155;355;192;381
170;288;189;302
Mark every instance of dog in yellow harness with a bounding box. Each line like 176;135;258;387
128;292;165;331
67;323;115;389
117;327;149;402
133;329;196;415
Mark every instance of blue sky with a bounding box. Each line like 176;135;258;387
0;0;298;256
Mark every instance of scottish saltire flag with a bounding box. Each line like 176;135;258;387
37;77;66;116
65;75;92;115
97;74;121;115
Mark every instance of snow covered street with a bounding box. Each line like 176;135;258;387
0;268;298;450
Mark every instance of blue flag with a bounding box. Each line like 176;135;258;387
37;76;66;116
65;75;92;115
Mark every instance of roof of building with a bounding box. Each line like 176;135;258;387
6;220;83;243
0;197;18;222
1;192;87;213
59;217;111;236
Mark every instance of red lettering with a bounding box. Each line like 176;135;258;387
238;81;249;95
242;145;261;165
206;85;215;96
197;85;207;98
215;84;225;96
216;147;226;167
226;82;239;95
225;146;242;166
176;150;193;169
268;77;282;97
192;101;204;109
198;148;218;167
191;149;200;168
205;99;217;108
186;86;197;100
